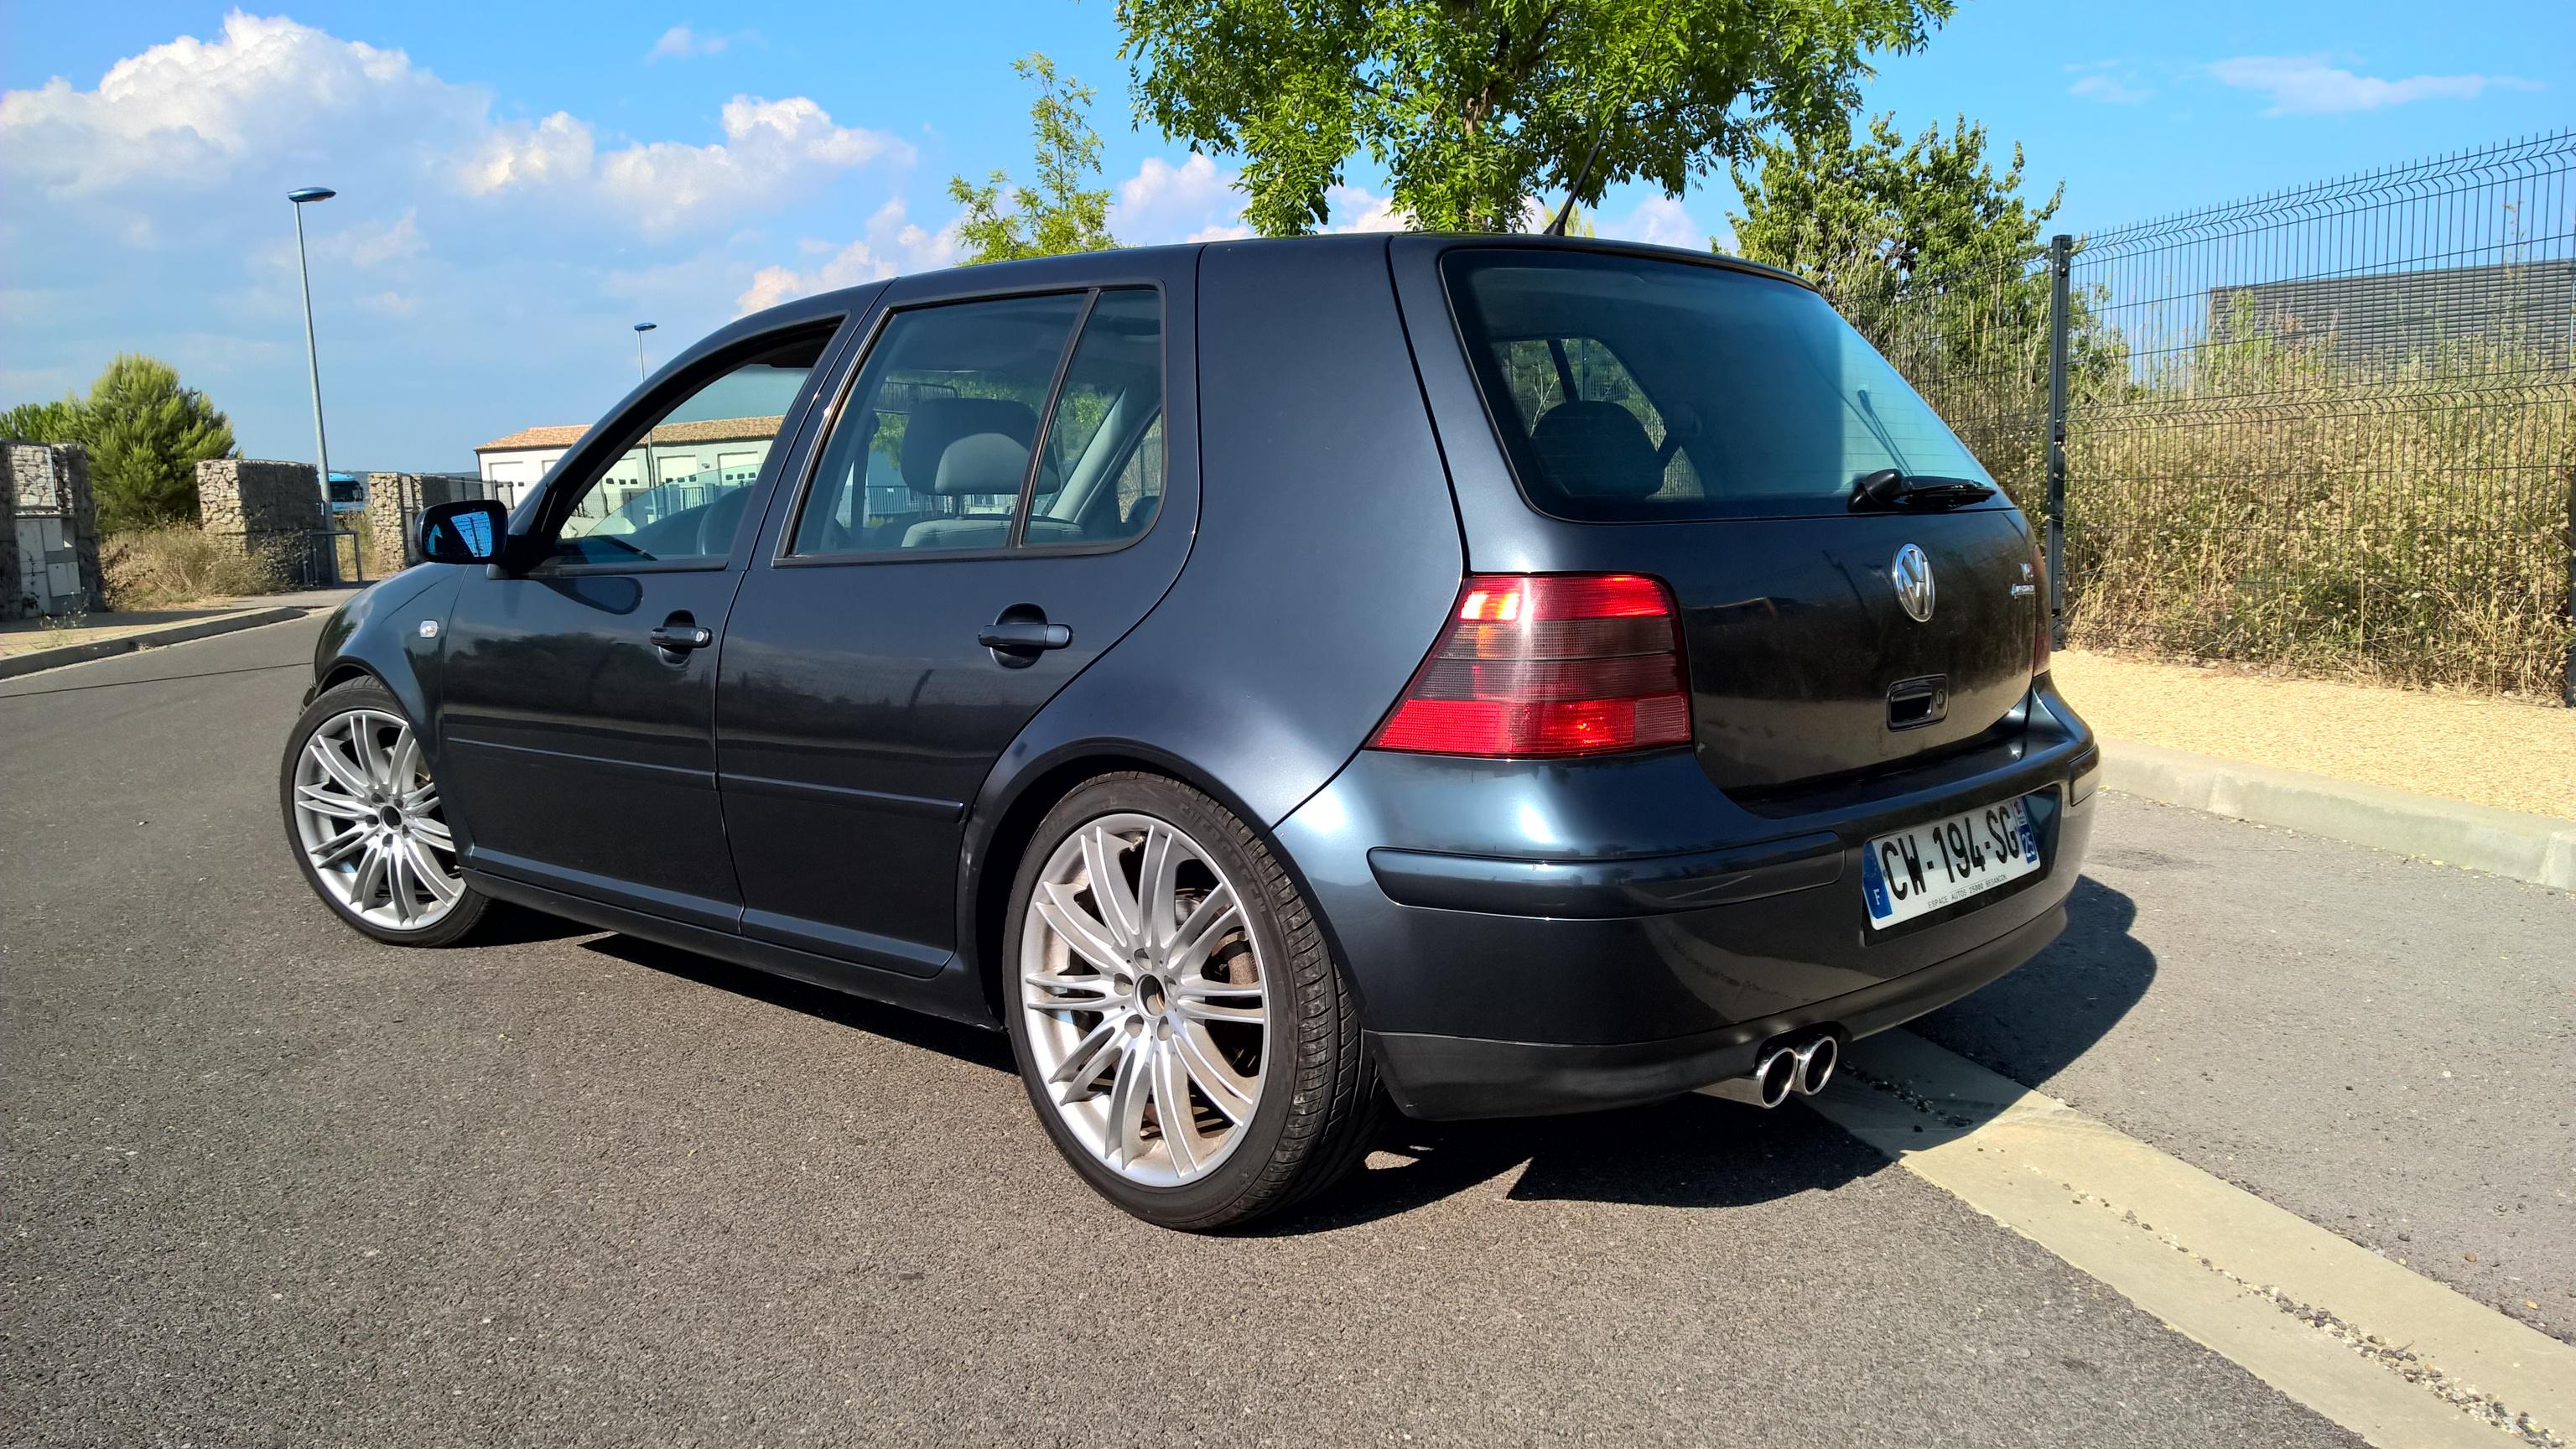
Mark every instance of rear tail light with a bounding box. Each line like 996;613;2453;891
1368;574;1691;758
2029;542;2053;675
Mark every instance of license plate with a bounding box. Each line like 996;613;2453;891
1861;797;2041;927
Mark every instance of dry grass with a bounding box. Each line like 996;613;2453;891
2059;339;2574;697
101;527;299;610
1862;262;2575;699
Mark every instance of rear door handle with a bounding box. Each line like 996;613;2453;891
978;621;1072;652
648;621;714;652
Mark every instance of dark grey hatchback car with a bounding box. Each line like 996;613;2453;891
282;234;2096;1228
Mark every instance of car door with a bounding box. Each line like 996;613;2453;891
715;258;1197;973
435;314;855;929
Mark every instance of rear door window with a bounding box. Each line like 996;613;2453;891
787;288;1166;557
1443;251;1997;522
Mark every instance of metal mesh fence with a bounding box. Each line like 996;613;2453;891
1851;131;2576;700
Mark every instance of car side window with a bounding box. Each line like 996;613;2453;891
789;293;1087;557
1024;289;1165;545
543;331;828;566
789;288;1164;557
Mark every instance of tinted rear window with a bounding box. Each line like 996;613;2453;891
1443;250;1996;522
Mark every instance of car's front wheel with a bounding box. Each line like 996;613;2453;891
1005;773;1380;1229
280;677;490;947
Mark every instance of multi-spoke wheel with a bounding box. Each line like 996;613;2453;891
1005;773;1380;1229
280;678;490;946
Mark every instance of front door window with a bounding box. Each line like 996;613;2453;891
548;333;827;565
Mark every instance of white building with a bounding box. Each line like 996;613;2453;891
474;417;783;518
473;424;586;509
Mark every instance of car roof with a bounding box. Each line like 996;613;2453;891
745;231;1813;330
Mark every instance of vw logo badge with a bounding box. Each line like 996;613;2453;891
1891;544;1935;623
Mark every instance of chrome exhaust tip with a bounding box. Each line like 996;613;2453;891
1701;1046;1799;1109
1792;1035;1839;1096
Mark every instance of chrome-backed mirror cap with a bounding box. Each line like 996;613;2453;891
418;500;506;565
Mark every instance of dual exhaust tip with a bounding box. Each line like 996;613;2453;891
1702;1035;1839;1109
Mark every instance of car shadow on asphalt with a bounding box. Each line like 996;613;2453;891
577;934;1019;1074
1905;875;2158;1093
1272;875;2158;1235
1270;1093;1900;1235
567;877;2153;1236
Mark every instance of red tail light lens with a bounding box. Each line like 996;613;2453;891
2029;543;2053;675
1368;574;1692;758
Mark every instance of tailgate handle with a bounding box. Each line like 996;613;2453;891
1886;675;1948;731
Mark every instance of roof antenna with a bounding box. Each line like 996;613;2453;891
1544;91;1628;236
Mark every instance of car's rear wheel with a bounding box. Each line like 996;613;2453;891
1005;773;1380;1229
281;678;490;947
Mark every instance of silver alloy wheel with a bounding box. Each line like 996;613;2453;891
1019;813;1270;1187
290;708;465;932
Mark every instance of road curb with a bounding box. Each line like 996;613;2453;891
0;606;310;682
2102;739;2576;891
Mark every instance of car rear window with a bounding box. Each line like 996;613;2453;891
1442;250;1997;522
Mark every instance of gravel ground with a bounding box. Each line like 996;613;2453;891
2051;649;2576;821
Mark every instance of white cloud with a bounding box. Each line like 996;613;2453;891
0;12;476;197
0;12;906;237
735;199;958;314
1592;195;1707;249
647;24;730;62
1109;154;1245;245
322;209;428;267
2069;72;2153;104
464;96;911;236
1324;184;1408;233
2206;55;2539;115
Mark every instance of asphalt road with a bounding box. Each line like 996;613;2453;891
2;614;2557;1445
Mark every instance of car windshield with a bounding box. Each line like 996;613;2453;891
1443;250;1996;522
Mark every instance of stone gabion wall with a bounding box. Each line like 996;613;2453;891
196;458;324;543
3;440;102;619
0;450;17;616
361;472;477;578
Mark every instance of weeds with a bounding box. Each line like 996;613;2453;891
2058;330;2574;697
101;527;298;610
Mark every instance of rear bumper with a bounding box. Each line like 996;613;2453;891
1273;682;2096;1120
1366;899;2065;1119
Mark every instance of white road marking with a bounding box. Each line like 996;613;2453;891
1781;1030;2574;1448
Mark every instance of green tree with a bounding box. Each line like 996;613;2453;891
0;397;87;445
75;355;237;529
1118;0;1951;236
1727;112;2062;310
949;54;1119;264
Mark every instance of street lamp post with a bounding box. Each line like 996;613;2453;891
288;185;338;579
633;321;657;382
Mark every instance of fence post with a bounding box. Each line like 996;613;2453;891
2044;233;2073;650
2563;462;2574;707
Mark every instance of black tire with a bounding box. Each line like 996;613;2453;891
279;677;492;948
1003;772;1382;1230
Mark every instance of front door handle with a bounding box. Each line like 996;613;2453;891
978;621;1073;652
648;620;714;652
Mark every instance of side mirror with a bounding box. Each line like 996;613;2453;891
419;501;506;565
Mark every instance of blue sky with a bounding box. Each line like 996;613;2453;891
3;1;2568;470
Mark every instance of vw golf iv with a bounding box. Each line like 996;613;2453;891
282;235;2097;1229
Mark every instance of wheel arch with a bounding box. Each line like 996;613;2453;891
957;740;1348;1026
302;568;462;745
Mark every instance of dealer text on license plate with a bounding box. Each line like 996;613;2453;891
1860;797;2040;927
